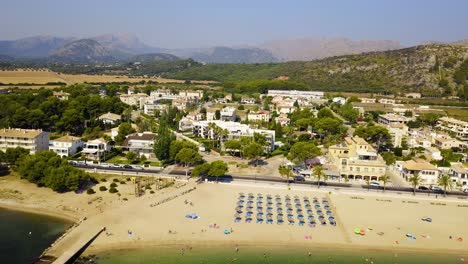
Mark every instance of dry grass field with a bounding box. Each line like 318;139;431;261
0;69;216;86
0;69;64;84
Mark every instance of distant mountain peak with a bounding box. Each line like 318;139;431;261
50;39;115;63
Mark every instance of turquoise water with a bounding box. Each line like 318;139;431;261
94;245;466;264
0;208;72;264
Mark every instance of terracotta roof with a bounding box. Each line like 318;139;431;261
403;160;437;171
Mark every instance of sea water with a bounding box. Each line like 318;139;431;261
0;208;72;264
94;245;466;264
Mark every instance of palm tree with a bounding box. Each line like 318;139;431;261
438;174;454;197
409;172;422;196
380;174;390;192
313;165;325;188
279;165;293;187
365;177;371;191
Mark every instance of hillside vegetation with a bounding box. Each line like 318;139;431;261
166;44;468;95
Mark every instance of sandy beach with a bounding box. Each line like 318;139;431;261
1;173;468;260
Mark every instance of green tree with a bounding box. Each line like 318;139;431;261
409;172;422;195
354;124;392;149
287;142;321;165
154;124;175;161
115;122;136;145
169;140;198;162
126;151;137;163
381;152;396;165
208;160;228;178
317;108;334;118
215;110;221;120
437;174;454;197
224;139;242;156
313;165;327;188
380;174;390;192
242;142;264;166
278;165;293;185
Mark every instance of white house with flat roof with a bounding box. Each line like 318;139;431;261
378;113;410;126
82;138;111;160
49;135;83;157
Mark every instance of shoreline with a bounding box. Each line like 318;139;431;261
0;200;78;223
84;240;468;256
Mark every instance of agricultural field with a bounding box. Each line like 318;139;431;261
0;69;216;86
0;69;64;84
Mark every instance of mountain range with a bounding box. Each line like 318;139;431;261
0;33;467;64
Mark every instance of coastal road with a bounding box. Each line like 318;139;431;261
74;165;468;198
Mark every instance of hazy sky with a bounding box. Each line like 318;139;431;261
1;0;467;48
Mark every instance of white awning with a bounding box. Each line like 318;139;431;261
357;151;377;156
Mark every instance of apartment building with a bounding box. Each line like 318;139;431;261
449;163;468;187
437;117;468;141
327;136;387;181
49;135;83;157
191;120;275;152
143;102;168;116
434;136;464;149
82;138;111;160
178;90;203;100
0;128;49;154
122;132;156;157
267;90;324;100
119;93;148;108
378;113;410;126
220;107;237;121
247;111;270;123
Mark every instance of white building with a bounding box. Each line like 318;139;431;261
53;91;70;101
378;114;410;126
123;132;156;158
398;158;439;185
379;98;397;105
82;138;111;160
220;107;237;121
49;135;83;157
98;112;122;125
449;163;468;187
0;128;49;155
332;97;346;105
241;97;256;104
179;90;203;100
119;93;148;108
437;117;468;141
143;102;168;116
267;90;324;100
191;120;276;152
275;113;291;127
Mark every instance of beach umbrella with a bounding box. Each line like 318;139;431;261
326;210;332;215
234;212;241;218
328;216;335;221
307;211;313;216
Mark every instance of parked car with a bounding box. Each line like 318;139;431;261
110;164;122;168
418;186;429;191
133;166;144;170
294;176;305;182
463;188;468;193
99;163;110;168
369;181;380;187
123;165;133;169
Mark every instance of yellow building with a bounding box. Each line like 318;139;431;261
327;136;387;181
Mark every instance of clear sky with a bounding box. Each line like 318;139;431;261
1;0;467;48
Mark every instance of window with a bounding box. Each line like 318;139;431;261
356;167;360;172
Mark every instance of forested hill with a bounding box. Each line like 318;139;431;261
165;44;468;95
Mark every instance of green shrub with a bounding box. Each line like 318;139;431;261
99;186;107;191
86;188;96;194
110;182;118;188
101;178;107;182
120;181;126;184
150;190;155;194
109;187;118;193
123;198;128;201
126;177;131;181
113;178;119;182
